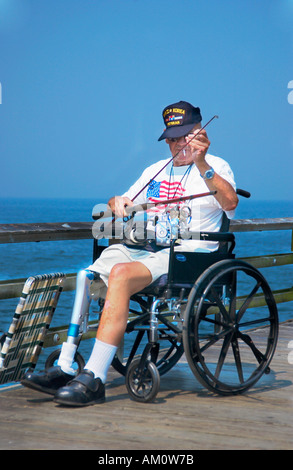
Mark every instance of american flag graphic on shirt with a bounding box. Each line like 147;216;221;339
146;179;186;211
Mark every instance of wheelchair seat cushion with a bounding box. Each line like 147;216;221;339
88;243;171;286
139;273;168;295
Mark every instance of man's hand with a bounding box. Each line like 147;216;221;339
108;196;134;218
185;128;210;165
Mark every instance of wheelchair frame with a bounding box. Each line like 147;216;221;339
45;203;279;403
120;230;278;402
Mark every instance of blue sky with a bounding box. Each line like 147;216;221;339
1;0;292;201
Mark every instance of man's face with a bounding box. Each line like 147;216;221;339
166;123;201;167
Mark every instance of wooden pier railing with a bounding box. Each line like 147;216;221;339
0;218;292;298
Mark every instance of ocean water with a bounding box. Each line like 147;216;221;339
0;197;292;367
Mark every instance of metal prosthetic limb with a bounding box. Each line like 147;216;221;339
57;269;96;375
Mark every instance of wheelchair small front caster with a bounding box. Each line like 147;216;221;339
45;348;85;374
125;358;160;403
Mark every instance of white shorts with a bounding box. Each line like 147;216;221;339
87;243;170;286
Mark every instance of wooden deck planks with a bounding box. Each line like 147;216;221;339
0;321;293;450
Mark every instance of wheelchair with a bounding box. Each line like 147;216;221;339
46;190;279;402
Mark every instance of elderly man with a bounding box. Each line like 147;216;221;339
22;100;238;406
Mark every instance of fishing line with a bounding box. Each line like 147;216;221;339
131;114;219;202
92;115;219;223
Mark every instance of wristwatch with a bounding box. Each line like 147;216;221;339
201;167;215;180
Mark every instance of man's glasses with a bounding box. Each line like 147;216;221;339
168;133;195;143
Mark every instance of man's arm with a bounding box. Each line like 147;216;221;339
187;129;238;212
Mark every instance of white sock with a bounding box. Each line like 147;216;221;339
84;339;118;383
57;342;77;376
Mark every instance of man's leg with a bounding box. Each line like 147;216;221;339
98;261;152;345
83;261;152;378
54;261;152;406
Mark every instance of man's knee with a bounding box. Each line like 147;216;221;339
108;262;152;295
109;263;131;284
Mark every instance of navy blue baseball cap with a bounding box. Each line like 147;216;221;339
158;100;202;141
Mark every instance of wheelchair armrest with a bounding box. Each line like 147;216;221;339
185;230;235;243
199;231;235;243
176;230;235;254
199;231;235;253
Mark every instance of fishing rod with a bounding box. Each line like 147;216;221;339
92;115;219;222
92;190;217;220
126;191;217;216
92;188;250;220
131;114;219;202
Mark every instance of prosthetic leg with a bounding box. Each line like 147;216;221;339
57;269;104;375
57;269;117;387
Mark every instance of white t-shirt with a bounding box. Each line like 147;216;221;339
123;154;236;251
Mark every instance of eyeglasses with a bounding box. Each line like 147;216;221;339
167;132;196;143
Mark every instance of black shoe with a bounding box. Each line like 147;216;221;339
21;366;74;395
54;370;105;407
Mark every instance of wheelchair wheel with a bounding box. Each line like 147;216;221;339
45;348;85;374
126;358;160;403
111;307;184;377
183;259;278;396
